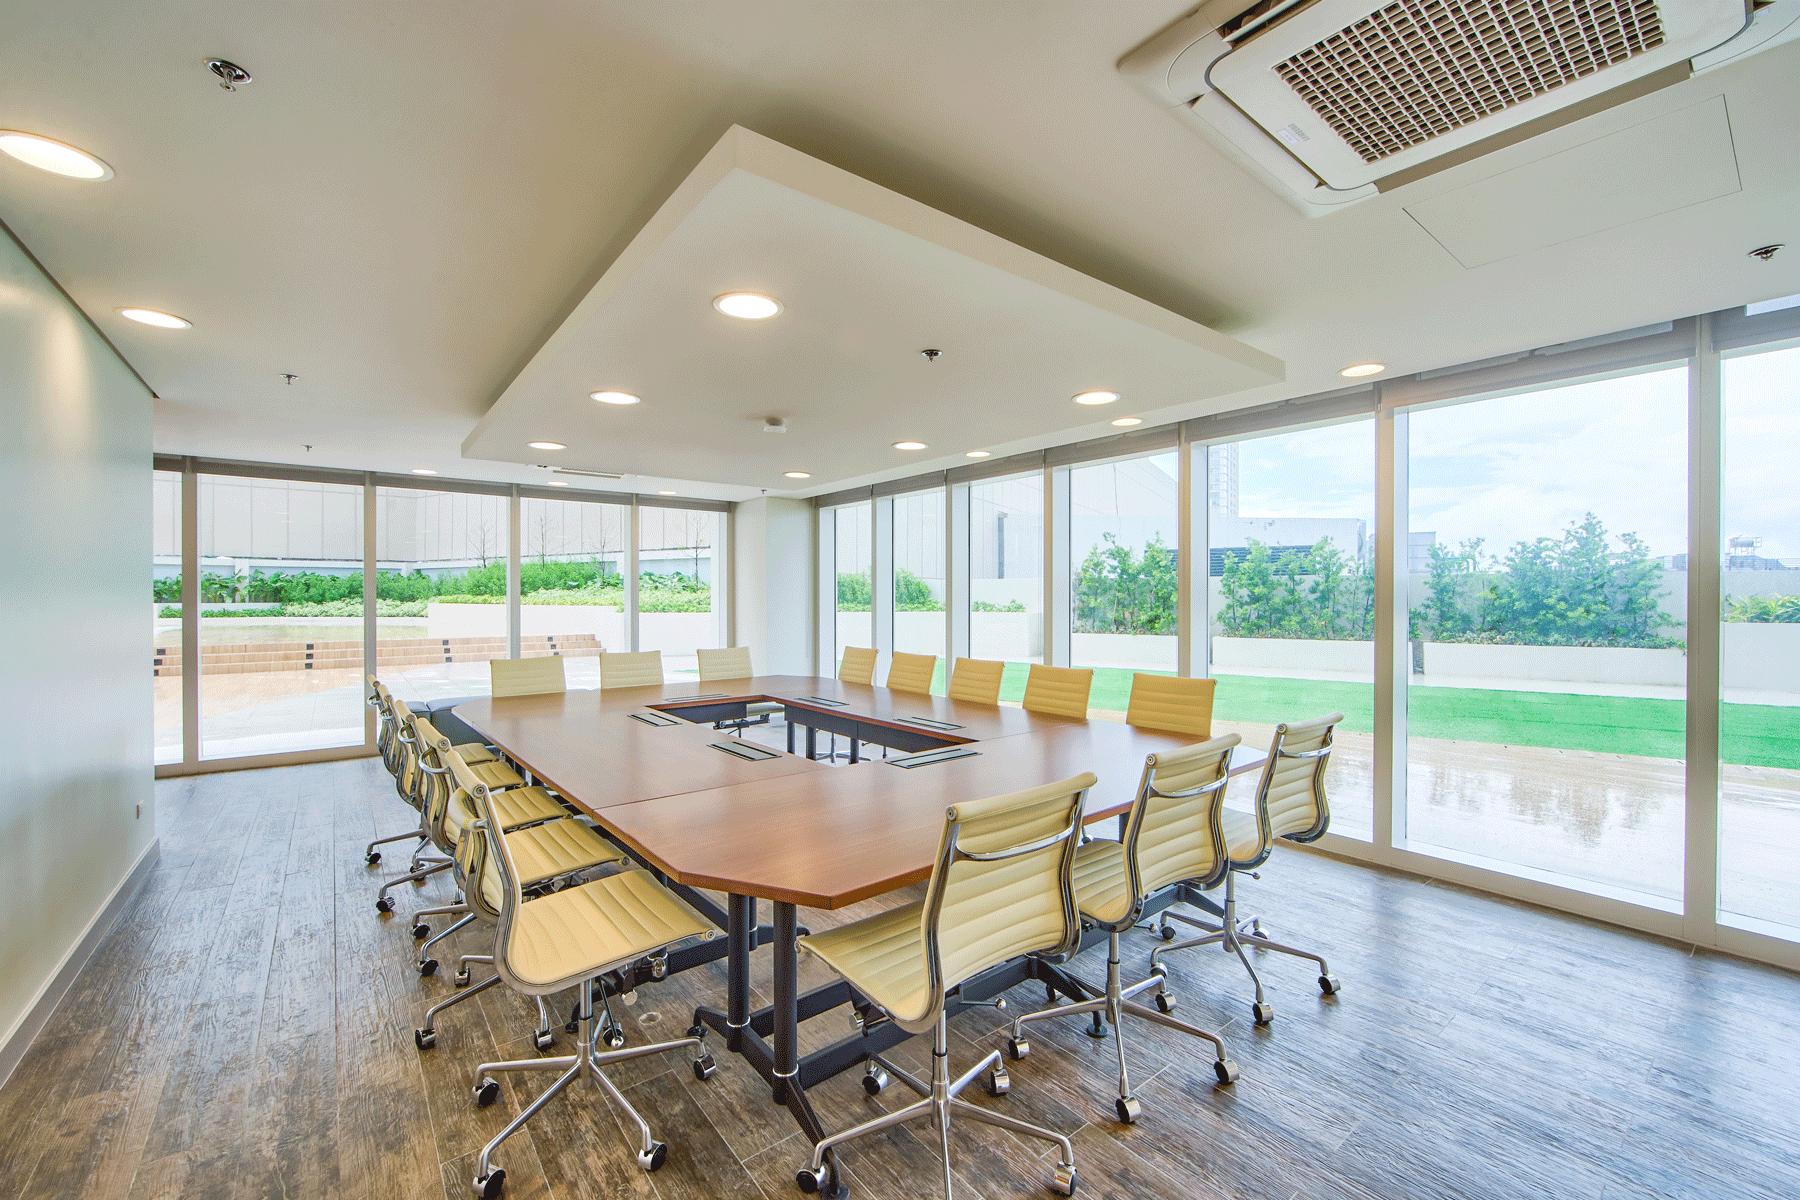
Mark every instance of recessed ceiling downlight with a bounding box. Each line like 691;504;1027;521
1110;417;1143;427
892;441;928;451
783;471;811;479
0;131;112;180
1339;363;1386;378
713;292;781;319
1073;390;1119;406
410;468;437;475
657;490;678;495
118;307;192;329
590;391;641;405
965;450;991;458
527;441;566;450
548;480;569;487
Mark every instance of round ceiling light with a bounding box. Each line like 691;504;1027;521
657;490;678;495
1110;417;1143;427
410;468;437;475
892;440;928;451
964;450;991;458
1339;363;1386;378
0;131;113;180
548;480;569;487
1073;390;1120;406
526;441;566;450
118;307;191;329
713;292;782;319
590;391;641;405
783;471;812;479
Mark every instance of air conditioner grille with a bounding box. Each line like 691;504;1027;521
1274;0;1665;163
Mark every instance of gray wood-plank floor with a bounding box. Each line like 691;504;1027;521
3;756;1797;1200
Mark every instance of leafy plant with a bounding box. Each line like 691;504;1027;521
152;577;182;602
837;570;872;612
1723;593;1800;623
1216;538;1373;640
1075;532;1178;635
971;600;1026;613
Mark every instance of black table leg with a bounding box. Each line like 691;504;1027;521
727;893;754;1051
849;736;860;765
787;720;796;754
806;725;817;760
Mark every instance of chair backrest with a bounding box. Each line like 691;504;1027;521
885;651;937;695
1021;665;1093;720
1126;674;1216;739
1243;713;1342;867
413;715;472;855
697;646;753;682
491;655;566;699
1115;735;1239;923
599;650;664;689
390;696;426;810
838;646;878;686
947;657;1005;705
369;677;402;775
903;773;1092;1032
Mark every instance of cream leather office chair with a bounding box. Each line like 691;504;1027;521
1021;664;1093;720
947;657;1005;705
885;651;938;695
837;645;877;685
1126;674;1215;739
793;774;1093;1199
458;781;717;1198
697;647;781;734
367;695;459;893
365;679;430;867
599;650;664;689
490;655;566;698
1006;738;1241;1124
1150;714;1344;1024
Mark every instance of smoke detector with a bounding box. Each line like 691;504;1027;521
762;417;788;434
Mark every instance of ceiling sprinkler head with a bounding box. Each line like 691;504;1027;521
921;348;941;363
762;417;788;434
206;59;252;91
1749;244;1783;262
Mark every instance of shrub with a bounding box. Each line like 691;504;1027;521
971;600;1026;613
1076;532;1179;635
1216;538;1372;641
1723;593;1800;622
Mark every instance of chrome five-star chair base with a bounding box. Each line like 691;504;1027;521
1149;868;1339;1025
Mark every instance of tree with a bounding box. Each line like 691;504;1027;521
1216;538;1373;640
1074;532;1178;634
1412;538;1484;641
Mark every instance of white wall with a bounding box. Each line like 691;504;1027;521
0;227;154;1063
734;498;815;675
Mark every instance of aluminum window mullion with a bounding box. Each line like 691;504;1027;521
1372;400;1409;853
626;498;640;653
1046;466;1072;668
180;458;199;767
872;497;895;657
1178;428;1197;679
506;487;521;659
1684;315;1723;943
362;473;377;749
816;508;837;674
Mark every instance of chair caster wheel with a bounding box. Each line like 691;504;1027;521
454;969;471;988
985;1067;1010;1097
472;1168;504;1199
1006;1036;1030;1061
1115;1095;1141;1124
1251;1002;1274;1025
533;1029;554;1052
375;897;394;914
693;1052;717;1081
1149;961;1168;979
412;875;428;887
1319;974;1341;995
687;1024;707;1040
601;1026;627;1050
1214;1058;1240;1086
473;1078;500;1108
636;1142;666;1173
365;851;381;866
1156;922;1176;942
795;1161;838;1195
414;1028;436;1050
1153;991;1176;1014
862;1064;889;1095
565;1021;579;1035
1049;1163;1077;1195
418;958;438;977
412;922;431;939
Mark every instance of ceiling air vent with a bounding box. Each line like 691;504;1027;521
1119;0;1794;215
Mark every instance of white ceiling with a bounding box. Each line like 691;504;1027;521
1;1;1796;500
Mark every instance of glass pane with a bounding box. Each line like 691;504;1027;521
833;504;873;670
1719;343;1800;940
198;475;366;759
892;490;946;690
969;473;1042;677
378;487;523;704
1406;368;1688;905
1071;453;1179;711
639;507;719;680
1208;428;1375;840
152;469;182;765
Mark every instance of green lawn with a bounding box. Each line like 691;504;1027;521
963;662;1798;770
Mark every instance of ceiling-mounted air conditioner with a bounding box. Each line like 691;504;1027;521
1120;0;1800;216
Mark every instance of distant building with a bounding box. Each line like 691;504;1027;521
1208;443;1239;517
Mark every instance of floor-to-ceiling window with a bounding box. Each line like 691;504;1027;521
197;473;365;759
1405;367;1689;905
828;502;873;672
892;488;946;689
968;473;1043;692
1207;424;1376;840
518;492;626;686
152;467;182;765
639;504;721;679
1069;452;1179;710
1718;341;1800;939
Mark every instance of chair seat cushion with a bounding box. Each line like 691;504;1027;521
1072;838;1135;927
469;758;526;792
799;902;930;1027
508;818;625;885
491;785;573;830
507;869;713;990
1221;809;1262;864
456;743;500;765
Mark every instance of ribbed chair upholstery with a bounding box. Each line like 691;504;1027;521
697;647;782;734
1150;714;1344;1025
947;657;1005;705
792;775;1093;1199
365;678;436;869
1007;737;1241;1123
1021;664;1093;720
1125;674;1215;739
491;655;566;699
456;773;717;1197
365;695;458;888
885;651;937;695
837;645;877;685
598;650;664;689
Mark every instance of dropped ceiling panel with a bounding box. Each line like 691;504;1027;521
464;127;1282;490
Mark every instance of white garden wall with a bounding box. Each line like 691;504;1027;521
1424;642;1686;686
1212;636;1372;674
1722;622;1800;694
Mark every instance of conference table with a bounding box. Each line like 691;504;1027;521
454;675;1262;1177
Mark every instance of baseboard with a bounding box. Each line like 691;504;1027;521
0;837;160;1090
